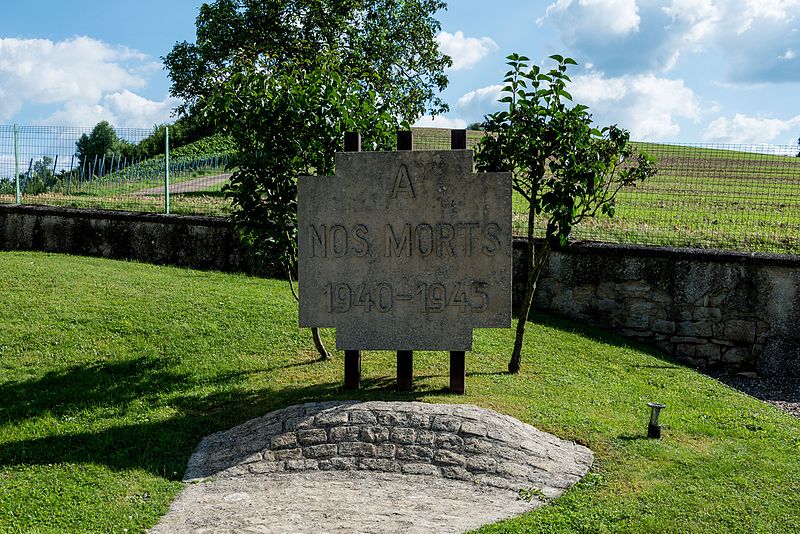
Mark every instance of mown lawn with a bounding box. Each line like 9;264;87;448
1;252;799;532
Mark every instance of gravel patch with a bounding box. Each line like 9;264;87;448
712;372;800;418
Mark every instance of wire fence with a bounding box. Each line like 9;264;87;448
411;133;800;256
0;125;233;215
1;125;799;255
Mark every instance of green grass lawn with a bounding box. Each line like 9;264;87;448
1;254;800;532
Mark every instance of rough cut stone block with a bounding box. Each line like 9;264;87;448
435;433;465;451
303;444;338;459
464;438;493;454
693;307;722;321
722;347;751;363
315;410;350;426
390;427;416;444
494;446;526;463
318;457;357;470
434;450;467;467
359;458;400;472
283;416;314;431
297;429;328;446
431;416;462;433
415;430;436;446
360;426;390;443
724;320;757;344
329;426;361;442
338;442;376;457
273;448;303;461
466;456;497;473
349;410;378;425
374;444;397;459
376;412;408;426
270;433;298;450
676;321;713;338
285;459;319;471
460;420;487;437
396;445;434;462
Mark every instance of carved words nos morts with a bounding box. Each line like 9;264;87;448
298;150;512;350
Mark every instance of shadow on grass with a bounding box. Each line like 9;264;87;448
0;356;453;479
527;311;682;368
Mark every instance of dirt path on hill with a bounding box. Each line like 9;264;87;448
135;173;231;195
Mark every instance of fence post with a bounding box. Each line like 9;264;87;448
165;126;170;214
14;124;20;205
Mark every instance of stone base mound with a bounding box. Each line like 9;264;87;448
153;401;593;533
185;401;593;495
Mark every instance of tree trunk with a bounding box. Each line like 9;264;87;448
289;268;331;361
508;208;551;373
311;327;331;361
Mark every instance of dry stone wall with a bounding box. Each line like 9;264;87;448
516;240;800;376
185;401;593;498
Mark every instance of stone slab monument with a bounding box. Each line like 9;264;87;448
298;130;512;393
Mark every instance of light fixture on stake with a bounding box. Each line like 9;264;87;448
647;402;666;439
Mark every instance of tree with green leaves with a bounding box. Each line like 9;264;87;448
167;1;451;359
75;121;136;170
475;54;656;374
164;0;450;121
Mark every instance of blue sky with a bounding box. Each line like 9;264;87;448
1;0;799;145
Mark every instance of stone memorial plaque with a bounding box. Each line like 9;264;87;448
298;149;511;350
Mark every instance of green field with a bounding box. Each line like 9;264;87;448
3;129;800;254
1;252;799;532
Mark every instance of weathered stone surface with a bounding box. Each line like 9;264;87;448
184;401;594;497
152;471;543;534
298;150;512;350
724;320;757;344
297;429;328;446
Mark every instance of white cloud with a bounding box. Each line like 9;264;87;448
41;91;178;128
457;84;503;108
436;31;498;71
570;72;701;141
539;0;800;82
569;73;628;104
412;115;467;129
540;0;641;38
0;36;173;126
702;113;800;143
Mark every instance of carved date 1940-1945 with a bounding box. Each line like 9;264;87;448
323;281;489;314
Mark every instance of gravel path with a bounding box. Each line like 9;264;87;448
713;373;800;418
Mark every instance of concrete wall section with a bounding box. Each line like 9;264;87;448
515;239;800;376
0;205;249;273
